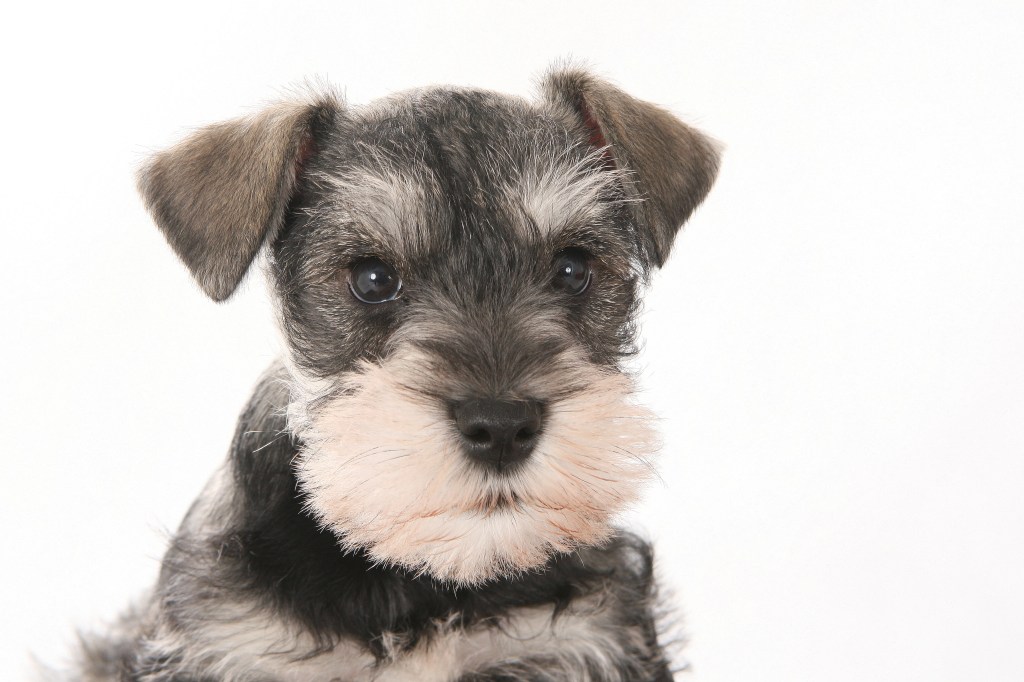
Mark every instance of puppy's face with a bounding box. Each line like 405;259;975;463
276;90;653;583
138;70;720;584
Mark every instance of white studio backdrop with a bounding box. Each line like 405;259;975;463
2;1;1022;680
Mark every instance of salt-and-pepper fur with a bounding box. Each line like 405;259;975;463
72;67;720;681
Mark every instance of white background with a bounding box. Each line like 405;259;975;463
2;1;1022;680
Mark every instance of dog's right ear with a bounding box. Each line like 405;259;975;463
138;94;341;301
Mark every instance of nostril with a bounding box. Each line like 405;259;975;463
465;428;491;445
514;425;538;442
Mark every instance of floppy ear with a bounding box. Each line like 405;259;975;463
542;68;721;267
137;93;341;301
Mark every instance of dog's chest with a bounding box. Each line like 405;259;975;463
172;596;629;681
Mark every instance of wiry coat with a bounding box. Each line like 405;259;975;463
72;67;720;681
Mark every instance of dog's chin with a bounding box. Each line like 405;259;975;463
288;350;660;585
335;506;614;585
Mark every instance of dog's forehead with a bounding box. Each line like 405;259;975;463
310;87;618;252
348;86;575;177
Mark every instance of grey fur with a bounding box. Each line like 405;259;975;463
138;93;342;301
542;68;721;266
71;67;719;681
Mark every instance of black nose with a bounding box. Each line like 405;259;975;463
453;399;544;471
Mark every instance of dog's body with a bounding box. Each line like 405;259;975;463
75;68;719;681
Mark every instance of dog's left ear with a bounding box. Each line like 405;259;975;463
542;68;721;267
138;94;341;301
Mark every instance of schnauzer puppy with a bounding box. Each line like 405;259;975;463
76;67;719;681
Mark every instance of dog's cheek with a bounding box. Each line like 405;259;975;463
537;367;659;492
566;272;640;365
283;277;404;377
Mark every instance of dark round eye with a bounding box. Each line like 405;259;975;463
551;248;592;296
347;258;402;304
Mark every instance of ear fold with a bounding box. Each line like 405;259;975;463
138;93;341;301
542;68;721;267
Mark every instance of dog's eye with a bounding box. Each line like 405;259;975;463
551;248;592;296
348;258;403;304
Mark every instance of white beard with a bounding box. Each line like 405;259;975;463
287;347;660;585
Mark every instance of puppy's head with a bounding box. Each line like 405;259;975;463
139;69;720;585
